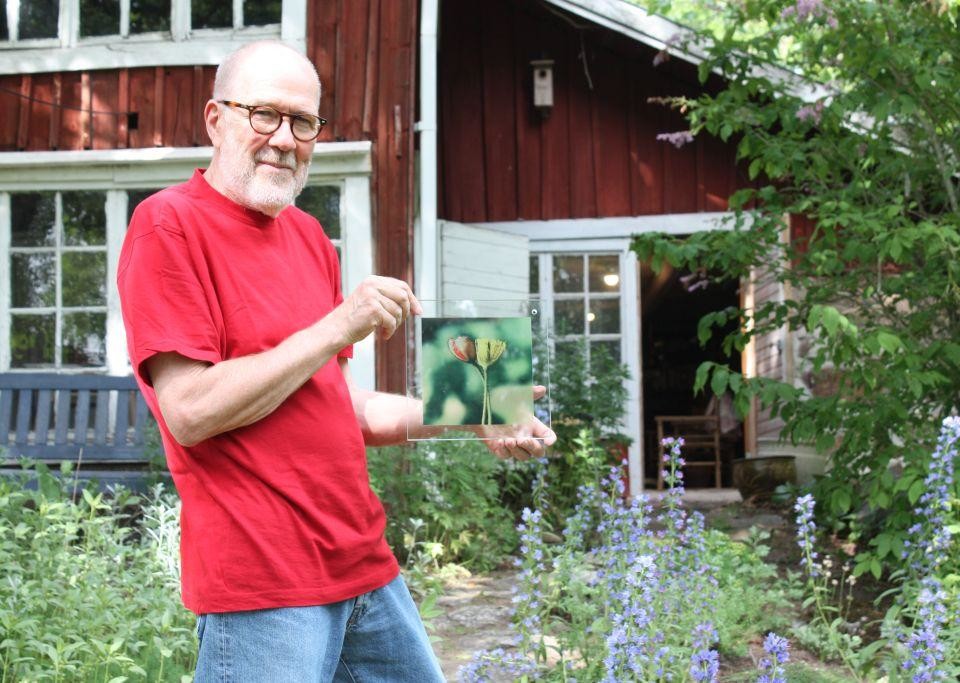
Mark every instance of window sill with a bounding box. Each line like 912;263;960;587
0;25;302;75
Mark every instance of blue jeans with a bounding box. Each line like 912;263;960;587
194;574;445;682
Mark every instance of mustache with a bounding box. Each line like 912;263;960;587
254;149;297;171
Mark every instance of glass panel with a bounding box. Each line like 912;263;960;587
62;191;106;246
11;253;55;307
0;4;9;40
591;340;621;366
11;193;56;247
553;255;583;293
554;299;585;336
296;185;341;240
589;298;620;334
63;312;107;366
129;0;170;33
589;254;620;292
80;0;119;36
11;314;55;367
19;0;59;39
62;252;107;306
126;189;156;224
529;255;539;294
243;0;280;25
192;0;231;29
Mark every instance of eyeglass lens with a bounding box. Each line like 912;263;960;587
249;107;321;140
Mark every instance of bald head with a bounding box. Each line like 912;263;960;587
213;41;321;109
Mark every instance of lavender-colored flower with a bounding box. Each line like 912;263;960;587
756;632;790;683
796;101;824;125
689;649;719;682
900;576;950;683
794;493;819;577
656;130;695;148
911;416;958;576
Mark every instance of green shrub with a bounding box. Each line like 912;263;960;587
0;463;195;682
366;439;528;571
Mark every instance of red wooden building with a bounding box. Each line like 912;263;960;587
0;0;809;492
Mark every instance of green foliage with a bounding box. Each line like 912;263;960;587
0;463;195;681
366;439;526;571
632;0;960;572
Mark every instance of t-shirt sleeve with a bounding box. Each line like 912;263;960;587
119;220;224;388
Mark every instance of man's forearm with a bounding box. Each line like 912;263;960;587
153;319;345;446
349;386;422;447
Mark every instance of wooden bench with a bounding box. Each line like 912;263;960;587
0;373;157;487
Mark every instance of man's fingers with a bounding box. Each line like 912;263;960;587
533;385;547;400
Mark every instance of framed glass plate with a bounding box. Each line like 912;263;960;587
405;299;551;441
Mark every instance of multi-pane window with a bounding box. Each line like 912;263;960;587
531;252;623;365
4;182;347;371
0;0;282;43
10;191;107;368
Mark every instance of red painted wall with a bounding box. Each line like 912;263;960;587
438;0;749;223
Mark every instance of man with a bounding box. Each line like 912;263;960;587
118;41;555;681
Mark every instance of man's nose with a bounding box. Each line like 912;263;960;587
268;116;297;151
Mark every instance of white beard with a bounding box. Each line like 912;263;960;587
222;146;310;215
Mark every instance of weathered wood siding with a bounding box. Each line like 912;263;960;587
0;1;417;392
438;0;749;223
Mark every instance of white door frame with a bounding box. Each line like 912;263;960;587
472;212;736;496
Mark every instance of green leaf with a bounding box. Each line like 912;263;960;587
870;558;882;580
877;331;902;354
694;362;711;394
831;488;852;515
710;366;729;396
908;479;925;505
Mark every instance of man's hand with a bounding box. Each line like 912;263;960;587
328;276;422;344
483;385;556;461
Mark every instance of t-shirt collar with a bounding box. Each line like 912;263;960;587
189;168;284;228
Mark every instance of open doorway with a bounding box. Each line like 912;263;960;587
641;261;744;488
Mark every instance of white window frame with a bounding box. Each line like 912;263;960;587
0;0;306;75
0;141;377;388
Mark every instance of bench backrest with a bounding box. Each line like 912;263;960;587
0;373;152;464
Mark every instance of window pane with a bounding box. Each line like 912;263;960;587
296;186;341;240
11;314;55;367
529;255;539;295
126;189;156;224
553;255;583;293
63;312;107;366
0;4;9;40
62;252;107;306
129;0;170;33
192;0;231;29
12;253;55;308
589;298;620;334
589;254;620;292
591;340;621;366
62;191;106;246
554;299;584;336
12;193;56;247
243;0;280;25
19;0;59;39
80;0;119;36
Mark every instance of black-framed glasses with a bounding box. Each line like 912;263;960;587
219;100;327;142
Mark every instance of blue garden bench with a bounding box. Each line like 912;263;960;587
0;373;158;487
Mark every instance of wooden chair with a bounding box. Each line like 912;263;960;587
655;415;722;489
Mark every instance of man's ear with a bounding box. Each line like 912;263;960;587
203;99;222;147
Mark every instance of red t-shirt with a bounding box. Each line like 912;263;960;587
118;170;399;614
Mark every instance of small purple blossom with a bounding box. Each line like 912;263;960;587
794;493;819;577
656;130;695;148
900;577;950;683
796;101;824;125
689;648;719;682
780;0;837;26
756;632;790;683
